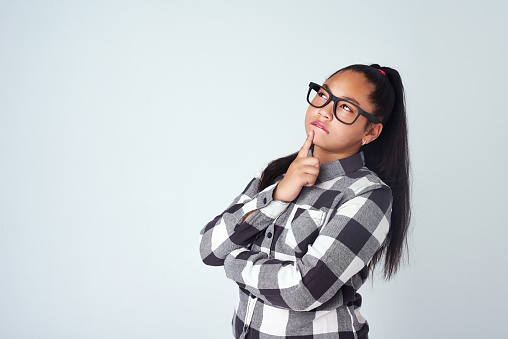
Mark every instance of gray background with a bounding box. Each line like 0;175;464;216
1;1;507;338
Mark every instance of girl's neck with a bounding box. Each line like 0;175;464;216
312;145;359;164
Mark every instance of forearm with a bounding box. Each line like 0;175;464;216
199;182;289;266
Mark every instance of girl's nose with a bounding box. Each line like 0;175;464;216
318;104;333;120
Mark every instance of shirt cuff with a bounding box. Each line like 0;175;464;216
239;182;289;230
256;182;290;219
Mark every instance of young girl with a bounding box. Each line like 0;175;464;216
200;64;410;339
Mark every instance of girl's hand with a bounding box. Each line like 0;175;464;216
273;130;320;202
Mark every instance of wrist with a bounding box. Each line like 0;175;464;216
273;182;292;203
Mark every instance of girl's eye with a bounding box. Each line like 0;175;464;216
318;91;328;100
339;103;353;112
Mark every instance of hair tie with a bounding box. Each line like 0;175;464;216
378;69;386;76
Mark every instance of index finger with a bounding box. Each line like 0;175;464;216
297;130;314;158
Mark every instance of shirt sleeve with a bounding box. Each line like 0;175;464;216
199;173;290;266
223;185;392;311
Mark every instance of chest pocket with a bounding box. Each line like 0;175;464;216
285;207;326;254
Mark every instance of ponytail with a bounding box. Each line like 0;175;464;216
362;65;411;279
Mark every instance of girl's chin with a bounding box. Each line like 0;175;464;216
310;141;330;153
311;131;331;146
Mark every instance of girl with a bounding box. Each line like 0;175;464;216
200;64;410;339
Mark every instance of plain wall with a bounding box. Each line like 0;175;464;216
1;1;507;338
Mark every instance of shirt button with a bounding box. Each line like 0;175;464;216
267;232;272;238
244;325;248;331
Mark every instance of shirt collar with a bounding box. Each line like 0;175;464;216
308;148;365;183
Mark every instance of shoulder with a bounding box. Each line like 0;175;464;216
240;163;273;196
254;165;267;180
344;166;392;199
336;168;392;218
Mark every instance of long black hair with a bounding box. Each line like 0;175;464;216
258;64;410;280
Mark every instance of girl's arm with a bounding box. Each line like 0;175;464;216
199;175;290;266
223;184;392;311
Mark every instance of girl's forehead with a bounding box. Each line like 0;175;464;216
324;71;374;102
323;71;374;112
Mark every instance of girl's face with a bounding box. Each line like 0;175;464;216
304;70;380;161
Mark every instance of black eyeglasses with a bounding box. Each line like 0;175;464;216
306;82;381;125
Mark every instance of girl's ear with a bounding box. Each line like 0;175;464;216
365;123;383;143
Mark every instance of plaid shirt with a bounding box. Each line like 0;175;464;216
200;151;392;339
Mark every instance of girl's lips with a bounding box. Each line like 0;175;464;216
311;121;329;134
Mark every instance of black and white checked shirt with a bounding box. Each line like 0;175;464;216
200;151;392;339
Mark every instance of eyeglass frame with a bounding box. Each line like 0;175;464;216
307;82;381;125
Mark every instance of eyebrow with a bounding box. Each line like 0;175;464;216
322;84;361;106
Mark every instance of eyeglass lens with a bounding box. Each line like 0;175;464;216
307;85;359;124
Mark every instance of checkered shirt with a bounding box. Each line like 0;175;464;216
200;151;392;339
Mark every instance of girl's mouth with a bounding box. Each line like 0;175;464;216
311;121;329;134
